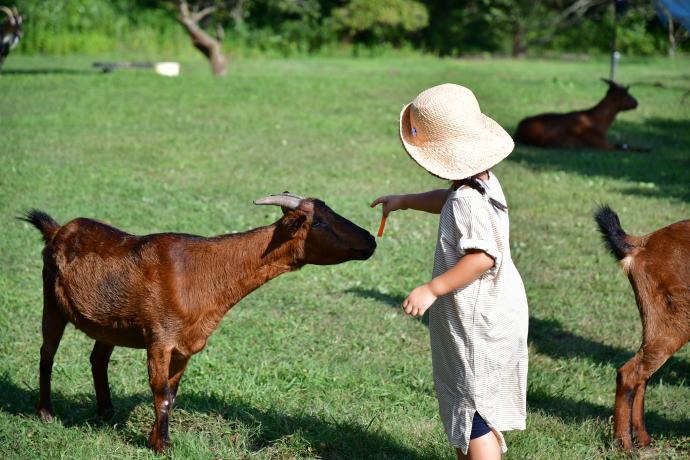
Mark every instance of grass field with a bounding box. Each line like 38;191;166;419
1;54;689;459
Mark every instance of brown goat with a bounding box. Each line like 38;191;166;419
595;205;690;451
515;79;638;150
21;193;376;453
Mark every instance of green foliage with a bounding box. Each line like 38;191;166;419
332;0;429;44
615;4;668;56
238;0;339;54
14;0;188;55
7;0;689;58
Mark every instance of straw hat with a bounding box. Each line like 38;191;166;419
399;83;514;180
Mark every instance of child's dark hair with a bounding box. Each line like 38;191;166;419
451;171;507;212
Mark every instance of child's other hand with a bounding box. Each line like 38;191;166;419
403;284;437;317
370;195;405;216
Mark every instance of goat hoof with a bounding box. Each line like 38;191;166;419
147;435;169;454
614;435;634;452
36;406;55;422
635;432;652;448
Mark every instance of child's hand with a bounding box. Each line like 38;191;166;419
403;284;437;317
370;195;406;216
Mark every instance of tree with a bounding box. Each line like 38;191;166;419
176;0;246;75
483;0;608;56
332;0;428;46
656;0;689;57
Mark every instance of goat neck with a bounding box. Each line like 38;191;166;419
184;222;306;319
587;94;621;133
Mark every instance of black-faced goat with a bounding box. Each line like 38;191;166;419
21;193;376;452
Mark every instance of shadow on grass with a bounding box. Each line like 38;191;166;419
348;288;690;386
0;374;436;460
349;287;690;440
347;288;429;326
527;387;690;439
1;68;96;75
509;118;690;203
529;317;689;387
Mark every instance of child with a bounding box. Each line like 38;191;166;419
372;84;528;459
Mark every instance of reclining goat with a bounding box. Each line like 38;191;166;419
515;79;638;150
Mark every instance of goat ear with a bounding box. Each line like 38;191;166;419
282;213;307;235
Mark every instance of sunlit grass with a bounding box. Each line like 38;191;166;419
1;55;689;459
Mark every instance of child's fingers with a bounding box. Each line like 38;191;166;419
370;197;385;208
402;297;410;314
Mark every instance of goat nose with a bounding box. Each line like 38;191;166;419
367;235;377;252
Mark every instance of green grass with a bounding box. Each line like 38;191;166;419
1;54;689;459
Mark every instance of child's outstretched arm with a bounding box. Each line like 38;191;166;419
371;189;450;216
403;250;495;317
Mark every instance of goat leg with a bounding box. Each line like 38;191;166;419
614;355;639;450
90;341;115;418
615;335;685;450
167;354;190;410
631;381;651;448
36;295;67;421
147;346;172;453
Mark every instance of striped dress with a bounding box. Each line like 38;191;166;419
430;173;528;454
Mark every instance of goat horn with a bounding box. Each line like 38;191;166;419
601;78;620;87
0;6;15;25
254;192;304;209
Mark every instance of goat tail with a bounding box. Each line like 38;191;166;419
18;209;60;243
594;205;633;261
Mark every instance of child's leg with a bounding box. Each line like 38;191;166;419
455;413;502;460
455;432;501;460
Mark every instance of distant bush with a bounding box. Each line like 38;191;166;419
10;0;686;57
15;0;188;55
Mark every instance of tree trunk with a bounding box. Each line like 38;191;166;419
177;1;229;76
512;25;526;57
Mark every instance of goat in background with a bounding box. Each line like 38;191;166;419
0;6;22;71
515;79;639;150
20;193;376;453
595;205;689;451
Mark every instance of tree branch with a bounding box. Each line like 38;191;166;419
192;5;217;23
525;0;608;49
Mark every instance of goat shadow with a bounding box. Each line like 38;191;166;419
508;117;690;203
348;288;689;387
1;68;96;76
527;387;690;439
347;287;689;436
0;374;437;460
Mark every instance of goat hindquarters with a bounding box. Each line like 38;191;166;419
613;284;688;450
596;207;690;450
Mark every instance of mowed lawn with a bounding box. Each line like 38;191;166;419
1;55;689;459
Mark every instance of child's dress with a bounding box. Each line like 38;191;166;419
430;173;528;454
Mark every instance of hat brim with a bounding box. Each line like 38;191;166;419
399;103;514;180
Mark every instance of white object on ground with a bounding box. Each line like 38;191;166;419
154;62;180;77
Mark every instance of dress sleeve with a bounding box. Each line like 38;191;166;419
451;195;502;276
